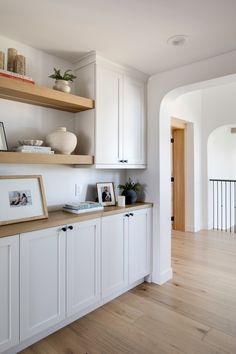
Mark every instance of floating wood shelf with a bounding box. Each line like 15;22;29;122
0;151;93;165
0;76;94;112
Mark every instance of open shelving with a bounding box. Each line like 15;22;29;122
0;151;93;166
0;76;94;112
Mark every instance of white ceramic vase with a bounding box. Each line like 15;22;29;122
53;80;71;93
46;127;77;155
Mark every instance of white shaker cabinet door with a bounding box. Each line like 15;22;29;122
20;226;66;341
67;219;101;317
101;214;128;299
129;208;151;284
123;76;146;165
0;235;19;353
96;65;123;165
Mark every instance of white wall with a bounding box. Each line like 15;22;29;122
0;35;125;208
129;48;236;284
208;125;236;180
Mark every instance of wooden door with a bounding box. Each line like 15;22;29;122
0;235;19;353
123;76;146;165
128;208;151;284
96;65;122;165
101;214;128;299
67;219;101;316
20;226;66;340
172;128;185;231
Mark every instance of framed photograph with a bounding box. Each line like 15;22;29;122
0;122;8;151
97;182;116;206
0;175;48;225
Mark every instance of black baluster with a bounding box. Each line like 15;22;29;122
225;181;227;231
217;181;219;230
230;182;232;233
213;181;215;230
221;181;223;231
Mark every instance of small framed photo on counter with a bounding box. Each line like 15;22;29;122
97;182;116;206
0;175;48;225
0;122;8;151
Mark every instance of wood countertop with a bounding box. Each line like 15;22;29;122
0;202;152;238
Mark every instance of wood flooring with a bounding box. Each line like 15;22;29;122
20;229;236;354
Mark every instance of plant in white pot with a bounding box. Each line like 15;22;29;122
49;68;77;93
118;178;142;205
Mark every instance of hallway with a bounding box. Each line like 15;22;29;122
21;230;236;354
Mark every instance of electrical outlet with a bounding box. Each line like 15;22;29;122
75;184;82;197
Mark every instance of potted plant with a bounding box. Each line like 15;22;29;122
49;68;77;93
118;178;141;204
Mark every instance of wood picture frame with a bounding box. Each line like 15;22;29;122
0;122;8;151
0;175;48;225
97;182;116;206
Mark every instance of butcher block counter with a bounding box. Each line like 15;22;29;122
0;202;153;238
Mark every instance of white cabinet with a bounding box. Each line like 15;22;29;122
123;76;146;165
20;226;66;340
0;235;19;353
67;219;101;316
128;208;152;284
96;65;122;165
74;54;147;168
101;214;128;299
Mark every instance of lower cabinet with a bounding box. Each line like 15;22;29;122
128;208;152;283
20;227;66;341
67;219;101;316
101;214;129;298
0;235;19;353
0;206;152;354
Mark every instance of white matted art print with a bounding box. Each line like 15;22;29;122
0;175;48;225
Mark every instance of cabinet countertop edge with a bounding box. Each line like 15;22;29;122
0;202;153;238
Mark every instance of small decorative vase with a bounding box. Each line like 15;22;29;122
53;80;71;93
46;127;77;155
122;190;137;204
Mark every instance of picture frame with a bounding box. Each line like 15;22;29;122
0;175;48;226
97;182;116;206
0;122;8;151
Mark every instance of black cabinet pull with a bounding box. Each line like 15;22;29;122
68;225;74;230
125;214;130;217
61;227;67;232
123;160;128;163
129;213;134;216
119;160;124;163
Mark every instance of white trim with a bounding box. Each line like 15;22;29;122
152;267;173;285
73;51;149;82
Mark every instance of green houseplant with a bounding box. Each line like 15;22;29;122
49;68;77;93
118;178;141;204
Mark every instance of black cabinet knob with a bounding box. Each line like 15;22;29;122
125;214;130;217
68;225;74;230
129;213;134;217
119;160;124;163
123;160;128;163
61;227;67;232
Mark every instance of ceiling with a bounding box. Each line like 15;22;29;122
1;0;236;75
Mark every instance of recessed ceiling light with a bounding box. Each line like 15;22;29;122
167;35;189;47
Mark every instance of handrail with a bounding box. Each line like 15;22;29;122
209;179;236;182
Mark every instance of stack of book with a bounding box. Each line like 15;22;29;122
63;202;104;214
13;145;54;154
0;69;35;84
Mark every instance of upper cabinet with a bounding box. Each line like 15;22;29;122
74;54;148;168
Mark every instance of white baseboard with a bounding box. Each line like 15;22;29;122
152;267;173;285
